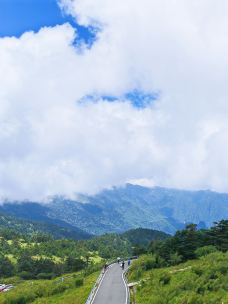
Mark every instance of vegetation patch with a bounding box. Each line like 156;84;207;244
128;220;228;304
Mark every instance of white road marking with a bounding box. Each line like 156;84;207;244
122;264;130;304
91;264;114;304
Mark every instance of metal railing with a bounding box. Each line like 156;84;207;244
123;267;131;304
85;270;104;304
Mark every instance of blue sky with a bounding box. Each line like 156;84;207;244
0;0;96;45
81;91;158;109
0;0;155;109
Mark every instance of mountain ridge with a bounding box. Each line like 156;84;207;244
0;211;92;240
0;184;227;235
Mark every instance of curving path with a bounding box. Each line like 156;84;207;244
92;263;129;304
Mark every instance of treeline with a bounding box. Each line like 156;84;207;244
0;253;87;280
139;220;228;269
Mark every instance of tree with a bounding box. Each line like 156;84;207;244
0;255;15;277
207;220;228;252
17;252;34;274
65;257;86;272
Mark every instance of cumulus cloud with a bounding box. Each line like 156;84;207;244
1;0;228;199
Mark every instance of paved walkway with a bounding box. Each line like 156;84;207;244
92;263;129;304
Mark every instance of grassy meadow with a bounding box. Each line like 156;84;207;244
0;270;99;304
128;251;228;304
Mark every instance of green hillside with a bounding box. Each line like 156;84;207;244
0;212;92;240
128;252;228;304
127;220;228;304
0;270;99;304
0;220;227;303
122;228;169;247
0;224;168;303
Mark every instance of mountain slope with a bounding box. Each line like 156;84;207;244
0;211;92;240
122;228;169;247
128;251;228;304
46;185;228;234
1;184;228;235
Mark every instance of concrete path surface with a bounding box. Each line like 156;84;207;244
92;263;129;304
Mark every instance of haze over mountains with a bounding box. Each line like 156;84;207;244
0;184;228;235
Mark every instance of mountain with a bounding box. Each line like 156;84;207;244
122;228;169;247
0;211;92;240
0;184;228;235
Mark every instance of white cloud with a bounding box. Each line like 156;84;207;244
1;1;228;199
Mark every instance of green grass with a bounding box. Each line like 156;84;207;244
89;255;103;264
128;252;228;304
5;254;17;264
33;272;98;304
0;271;99;304
31;255;63;263
6;240;37;248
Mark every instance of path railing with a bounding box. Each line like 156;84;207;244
123;267;131;304
85;270;104;304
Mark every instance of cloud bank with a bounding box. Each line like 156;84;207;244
1;0;228;199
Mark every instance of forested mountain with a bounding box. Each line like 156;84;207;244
0;212;92;240
122;228;169;247
1;184;228;235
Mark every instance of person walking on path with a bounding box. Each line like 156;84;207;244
121;261;125;270
128;259;131;266
104;263;108;272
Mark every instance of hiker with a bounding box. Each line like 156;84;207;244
128;259;131;266
104;263;108;272
121;261;125;270
117;257;120;264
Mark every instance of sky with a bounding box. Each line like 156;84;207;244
0;0;96;45
1;0;228;200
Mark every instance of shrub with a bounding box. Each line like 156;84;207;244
168;252;183;265
5;295;27;304
75;278;84;287
144;258;156;271
5;292;37;304
141;256;157;271
195;246;217;258
192;267;203;276
218;265;227;275
135;268;143;280
36;272;54;280
50;284;69;295
159;273;171;285
18;271;34;280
